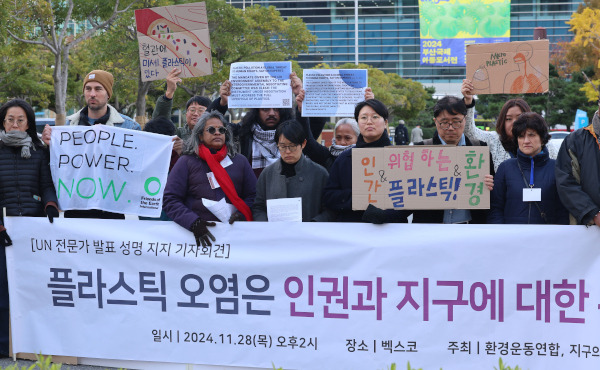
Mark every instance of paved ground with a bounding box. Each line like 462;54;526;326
0;357;119;369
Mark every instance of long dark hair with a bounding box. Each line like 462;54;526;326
496;99;531;154
0;99;43;147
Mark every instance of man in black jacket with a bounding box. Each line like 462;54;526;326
394;119;409;145
555;99;600;226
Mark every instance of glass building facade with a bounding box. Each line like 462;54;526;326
228;0;581;94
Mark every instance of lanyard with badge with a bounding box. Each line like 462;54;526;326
517;158;547;223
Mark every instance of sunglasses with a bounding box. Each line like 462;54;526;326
205;126;227;135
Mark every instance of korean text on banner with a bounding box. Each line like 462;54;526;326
419;0;511;67
49;125;173;217
302;69;368;117
228;62;293;109
466;40;550;95
352;146;490;210
5;217;600;370
135;2;213;82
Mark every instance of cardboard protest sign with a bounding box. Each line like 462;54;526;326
135;2;212;82
302;69;368;117
228;62;292;108
466;40;549;95
49;126;173;217
352;146;490;210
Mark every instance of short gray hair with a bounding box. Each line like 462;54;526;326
185;110;236;158
334;118;359;135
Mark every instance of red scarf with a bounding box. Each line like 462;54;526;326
198;144;253;221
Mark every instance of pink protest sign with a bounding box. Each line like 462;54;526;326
135;2;213;82
352;146;490;210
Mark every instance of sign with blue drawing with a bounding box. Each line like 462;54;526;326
228;62;292;109
302;69;368;117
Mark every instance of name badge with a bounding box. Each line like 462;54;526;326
523;188;541;202
220;156;233;168
207;172;220;190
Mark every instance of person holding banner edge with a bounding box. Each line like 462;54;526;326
163;111;256;247
0;99;59;356
41;69;141;220
323;99;409;223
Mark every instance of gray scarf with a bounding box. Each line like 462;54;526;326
593;111;600;137
251;124;279;169
329;143;355;157
0;131;34;158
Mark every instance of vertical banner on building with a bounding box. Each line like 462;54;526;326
419;0;511;66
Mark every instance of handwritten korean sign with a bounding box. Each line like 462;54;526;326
135;2;213;82
351;146;490;210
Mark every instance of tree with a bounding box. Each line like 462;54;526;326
311;63;429;124
80;0;316;121
0;43;54;108
563;2;600;103
3;0;138;124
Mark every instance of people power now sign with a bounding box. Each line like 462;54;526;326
49;125;173;217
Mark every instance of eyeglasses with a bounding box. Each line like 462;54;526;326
205;126;227;135
277;143;299;152
436;116;465;130
188;108;206;115
4;118;27;127
358;114;382;122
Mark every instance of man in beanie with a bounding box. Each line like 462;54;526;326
152;68;212;142
69;70;140;129
41;69;141;219
42;70;140;142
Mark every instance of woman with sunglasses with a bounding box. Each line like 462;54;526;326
252;120;333;222
0;99;59;356
163;111;256;247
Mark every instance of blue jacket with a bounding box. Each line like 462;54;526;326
489;146;569;224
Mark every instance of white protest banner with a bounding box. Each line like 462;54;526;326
49;125;173;217
228;62;292;108
352;146;490;210
6;217;600;370
135;2;212;82
302;69;368;117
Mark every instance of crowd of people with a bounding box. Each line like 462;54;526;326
0;68;599;356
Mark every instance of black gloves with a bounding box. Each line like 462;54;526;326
46;205;59;223
361;204;387;225
228;211;246;224
0;226;12;247
192;219;216;247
